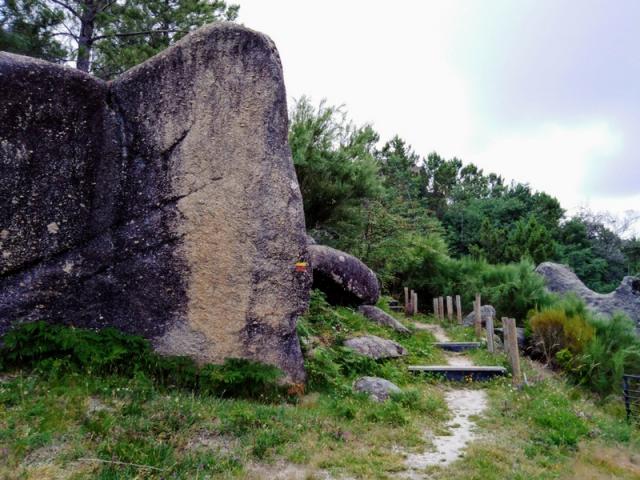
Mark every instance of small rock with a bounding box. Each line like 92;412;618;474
354;376;401;402
462;305;496;327
358;305;410;334
343;335;407;359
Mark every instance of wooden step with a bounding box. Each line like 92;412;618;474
389;305;403;312
408;365;507;382
388;300;399;306
433;342;482;352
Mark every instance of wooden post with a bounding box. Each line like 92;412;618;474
404;287;409;314
455;295;462;324
474;293;482;337
446;296;453;322
504;317;522;386
438;297;445;321
501;317;510;357
486;316;495;353
433;298;438;317
413;292;418;315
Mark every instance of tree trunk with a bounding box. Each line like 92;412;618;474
76;1;98;72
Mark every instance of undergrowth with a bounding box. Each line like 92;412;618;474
0;321;286;401
0;292;637;479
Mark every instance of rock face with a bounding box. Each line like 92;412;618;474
307;244;379;306
343;335;407;359
462;305;496;327
536;262;640;327
353;376;401;402
0;23;311;383
358;305;410;334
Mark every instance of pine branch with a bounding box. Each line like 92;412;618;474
49;0;80;19
92;29;189;42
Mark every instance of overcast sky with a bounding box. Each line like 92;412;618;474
238;0;639;235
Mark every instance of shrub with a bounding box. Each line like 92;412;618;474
571;313;640;395
529;306;594;365
0;321;285;400
422;257;553;321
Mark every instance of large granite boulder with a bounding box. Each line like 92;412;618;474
0;23;311;383
353;376;401;402
536;262;640;327
307;244;379;306
462;305;496;327
343;335;407;359
358;305;410;334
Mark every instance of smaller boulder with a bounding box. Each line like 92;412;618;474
354;376;401;402
462;305;496;327
343;335;407;359
495;327;526;350
358;305;410;334
308;244;380;306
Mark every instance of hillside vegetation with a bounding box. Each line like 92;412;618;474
290;98;640;299
1;292;638;479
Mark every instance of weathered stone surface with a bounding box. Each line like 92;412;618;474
353;376;401;402
308;244;379;306
536;262;640;327
462;305;496;327
358;305;410;334
343;335;407;359
0;23;311;382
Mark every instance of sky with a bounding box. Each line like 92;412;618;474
238;0;639;236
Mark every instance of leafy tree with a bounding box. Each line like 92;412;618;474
0;0;238;77
504;216;556;264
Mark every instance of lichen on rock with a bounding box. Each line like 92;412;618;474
0;23;310;383
536;262;640;328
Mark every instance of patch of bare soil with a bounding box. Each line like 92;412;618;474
563;443;640;480
401;389;488;477
244;460;349;480
400;321;489;477
413;322;449;342
23;443;66;467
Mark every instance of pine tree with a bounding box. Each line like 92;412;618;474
0;0;239;77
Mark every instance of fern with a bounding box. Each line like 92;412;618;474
0;321;285;400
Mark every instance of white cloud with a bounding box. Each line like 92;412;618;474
237;1;636;228
466;121;624;211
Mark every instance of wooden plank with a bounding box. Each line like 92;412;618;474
438;297;445;320
455;295;462;324
446;296;453;322
409;365;507;372
433;342;481;352
409;365;507;381
433;298;438;317
413;291;418;315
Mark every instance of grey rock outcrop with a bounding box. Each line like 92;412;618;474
307;244;379;306
358;305;410;334
343;335;407;359
462;305;496;327
353;376;401;402
0;23;311;383
536;262;640;326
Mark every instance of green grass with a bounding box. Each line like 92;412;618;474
1;291;638;479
